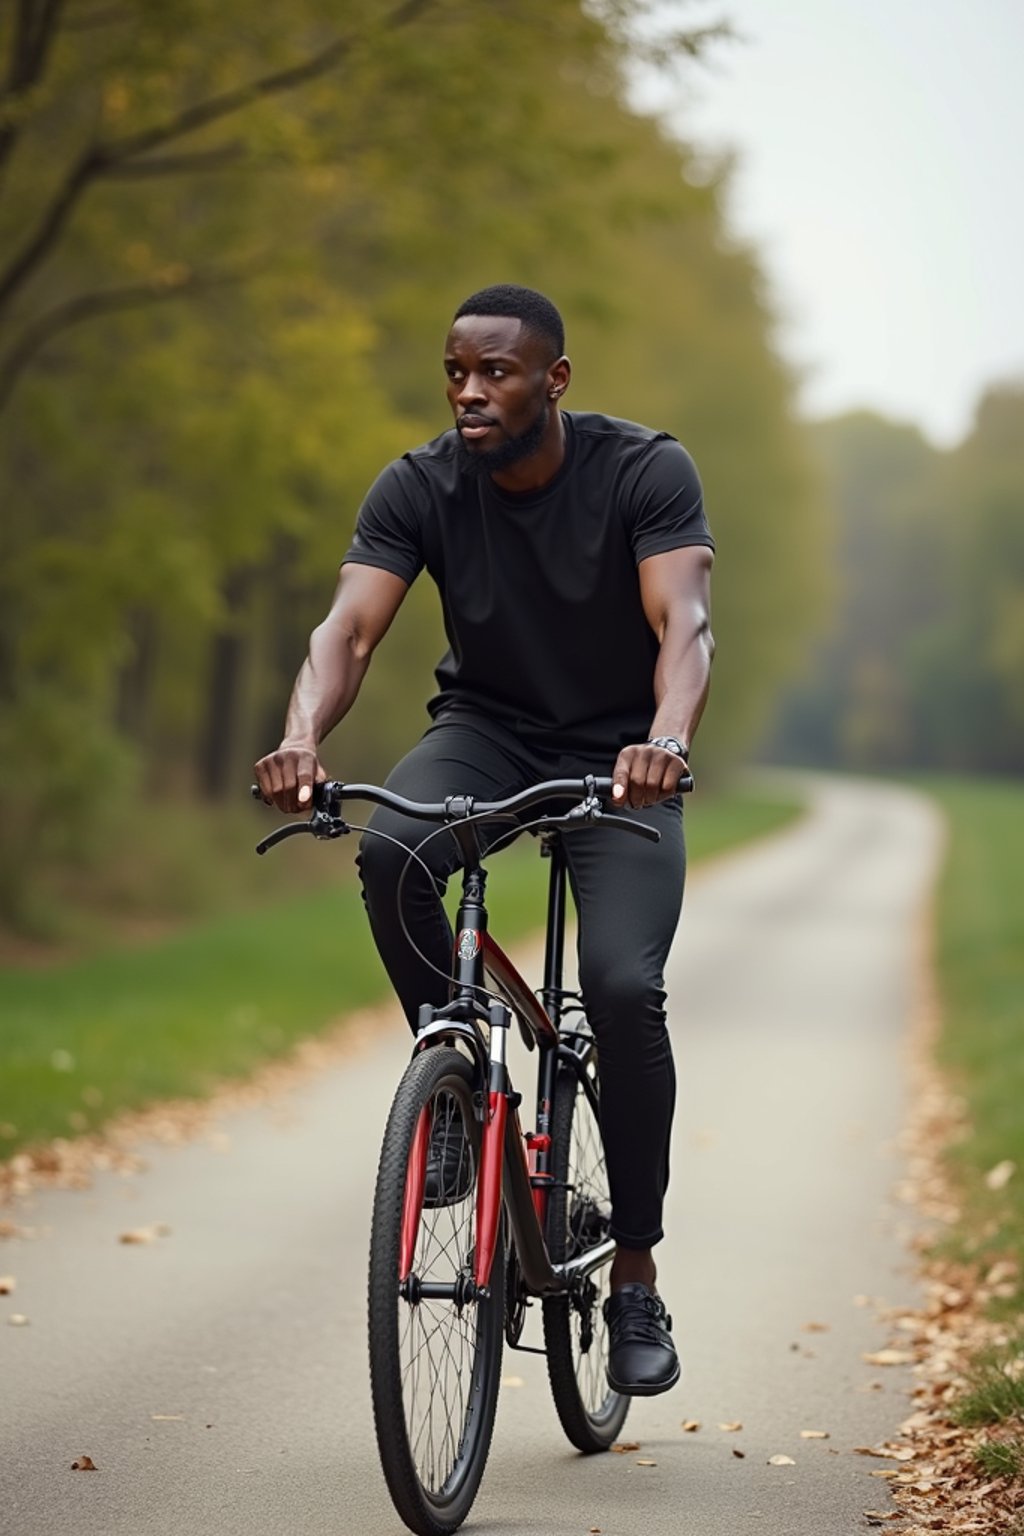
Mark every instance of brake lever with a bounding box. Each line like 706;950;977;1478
252;781;351;854
255;822;313;856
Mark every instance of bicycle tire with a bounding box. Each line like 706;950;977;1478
368;1046;504;1536
542;1045;630;1452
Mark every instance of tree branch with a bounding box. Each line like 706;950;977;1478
0;0;66;176
102;144;245;178
0;0;433;318
0;146;100;313
102;0;432;167
0;265;243;412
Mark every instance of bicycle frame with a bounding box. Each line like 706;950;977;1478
400;831;614;1302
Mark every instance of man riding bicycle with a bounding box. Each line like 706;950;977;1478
255;283;715;1397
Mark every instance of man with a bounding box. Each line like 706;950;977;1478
255;284;714;1396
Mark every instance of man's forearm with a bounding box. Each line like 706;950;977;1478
648;615;715;753
281;612;371;748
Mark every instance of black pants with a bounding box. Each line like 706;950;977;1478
357;713;685;1249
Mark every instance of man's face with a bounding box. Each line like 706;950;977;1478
444;315;553;476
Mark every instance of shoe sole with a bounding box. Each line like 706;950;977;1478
606;1359;682;1398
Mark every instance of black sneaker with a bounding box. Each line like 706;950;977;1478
603;1283;682;1396
422;1101;474;1208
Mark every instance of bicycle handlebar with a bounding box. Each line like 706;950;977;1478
252;771;693;855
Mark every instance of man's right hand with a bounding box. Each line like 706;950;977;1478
253;743;327;814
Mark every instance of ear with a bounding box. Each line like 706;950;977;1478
546;355;572;401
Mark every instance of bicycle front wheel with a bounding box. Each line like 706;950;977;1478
368;1045;504;1536
542;1045;630;1452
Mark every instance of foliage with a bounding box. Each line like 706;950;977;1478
0;0;818;933
768;389;1024;773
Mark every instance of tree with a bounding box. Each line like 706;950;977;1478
0;1;825;932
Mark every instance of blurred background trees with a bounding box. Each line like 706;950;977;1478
1;0;1019;940
767;386;1024;777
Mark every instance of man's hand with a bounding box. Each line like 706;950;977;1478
254;742;327;814
611;742;689;809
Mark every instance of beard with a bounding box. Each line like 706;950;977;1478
455;402;548;479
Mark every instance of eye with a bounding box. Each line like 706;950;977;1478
445;366;464;382
487;367;506;378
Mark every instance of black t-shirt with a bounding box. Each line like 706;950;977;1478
343;411;714;757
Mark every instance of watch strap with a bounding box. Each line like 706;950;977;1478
646;735;689;760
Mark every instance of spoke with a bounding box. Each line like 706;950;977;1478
395;1082;484;1494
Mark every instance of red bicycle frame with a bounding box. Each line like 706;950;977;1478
399;832;611;1301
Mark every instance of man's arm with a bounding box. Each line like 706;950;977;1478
611;545;715;809
254;563;409;812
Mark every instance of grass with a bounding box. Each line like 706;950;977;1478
922;777;1024;1275
0;780;802;1155
917;774;1024;1472
952;1332;1024;1428
973;1438;1024;1481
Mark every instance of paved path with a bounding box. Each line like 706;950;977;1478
0;775;943;1536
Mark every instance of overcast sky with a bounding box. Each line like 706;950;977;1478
635;0;1024;445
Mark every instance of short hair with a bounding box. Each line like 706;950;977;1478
452;284;565;359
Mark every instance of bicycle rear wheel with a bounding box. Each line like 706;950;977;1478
542;1044;630;1452
368;1045;504;1536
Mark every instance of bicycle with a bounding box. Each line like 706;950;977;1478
253;771;692;1536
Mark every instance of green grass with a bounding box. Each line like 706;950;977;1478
952;1332;1024;1427
916;775;1024;1461
0;782;802;1155
922;777;1024;1274
973;1437;1024;1481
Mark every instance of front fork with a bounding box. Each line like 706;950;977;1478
473;1000;511;1291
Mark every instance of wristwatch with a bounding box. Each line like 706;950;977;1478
646;735;689;760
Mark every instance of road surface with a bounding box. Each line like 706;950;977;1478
0;775;943;1535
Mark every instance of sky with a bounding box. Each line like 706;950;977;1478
633;0;1024;445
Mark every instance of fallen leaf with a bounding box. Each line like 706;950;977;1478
732;1448;746;1459
7;1313;29;1326
681;1419;701;1432
150;1414;185;1422
589;1528;601;1533
0;1221;22;1239
800;1429;830;1439
862;1350;914;1366
0;1276;14;1294
718;1421;743;1432
635;1459;657;1467
118;1223;171;1245
802;1321;830;1333
870;1470;900;1479
768;1454;796;1466
985;1259;1017;1286
984;1159;1015;1191
610;1442;640;1454
863;1515;901;1524
71;1455;97;1471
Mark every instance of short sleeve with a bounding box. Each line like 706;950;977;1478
342;458;425;585
624;438;714;563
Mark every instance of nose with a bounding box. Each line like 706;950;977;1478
455;371;487;408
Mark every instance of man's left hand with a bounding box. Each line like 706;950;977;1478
611;742;689;809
